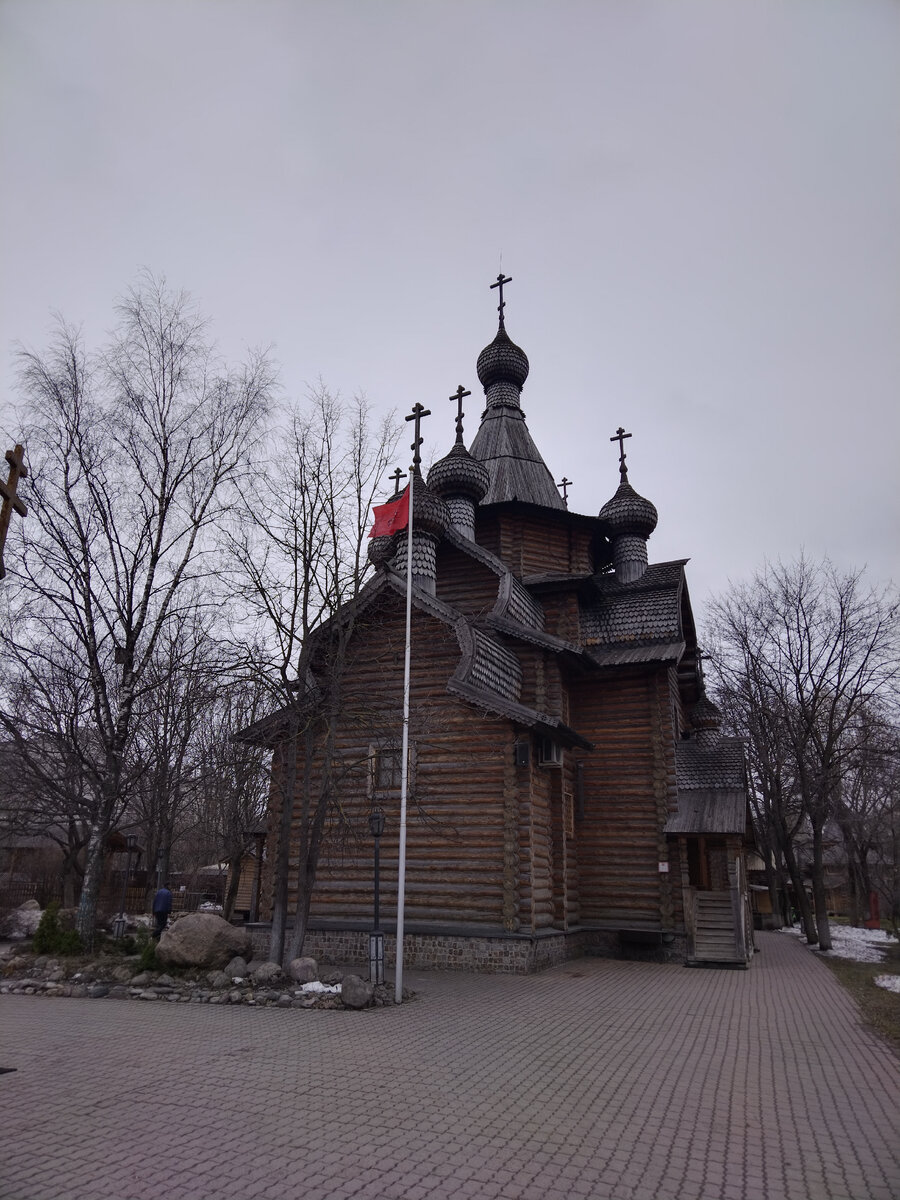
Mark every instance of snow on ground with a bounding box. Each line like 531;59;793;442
781;923;898;964
874;975;900;994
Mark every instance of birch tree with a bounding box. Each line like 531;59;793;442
1;274;273;943
706;557;899;949
228;387;398;964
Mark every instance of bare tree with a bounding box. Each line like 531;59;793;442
706;557;899;950
228;387;398;963
1;274;274;943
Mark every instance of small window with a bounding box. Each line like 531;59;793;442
538;737;563;767
368;740;415;795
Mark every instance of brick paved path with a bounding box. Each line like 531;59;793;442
2;931;898;1200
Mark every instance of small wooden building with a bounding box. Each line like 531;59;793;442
249;294;753;972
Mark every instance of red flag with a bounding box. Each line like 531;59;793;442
369;488;409;538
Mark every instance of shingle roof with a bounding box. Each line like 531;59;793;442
579;561;687;650
469;404;565;509
676;736;746;791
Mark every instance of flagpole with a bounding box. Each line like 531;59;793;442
394;463;414;1004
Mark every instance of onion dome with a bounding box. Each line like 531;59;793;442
427;442;490;503
598;479;658;540
476;325;529;392
690;693;722;732
367;533;396;567
409;469;450;540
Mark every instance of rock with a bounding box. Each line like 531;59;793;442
1;903;43;939
130;972;152;987
228;989;242;1004
156;913;252;970
88;984;109;999
206;970;230;989
288;956;318;984
320;968;343;985
139;990;158;1001
276;993;293;1007
47;969;65;983
155;974;177;987
109;986;130;999
224;956;249;980
112;966;133;983
252;961;282;985
341;974;374;1010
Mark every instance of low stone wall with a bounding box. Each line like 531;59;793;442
247;925;683;973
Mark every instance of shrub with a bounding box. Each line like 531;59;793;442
135;926;158;972
32;902;83;956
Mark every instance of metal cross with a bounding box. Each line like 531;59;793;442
405;402;431;470
490;273;512;327
0;444;27;581
450;384;471;443
558;476;573;507
388;467;407;497
610;426;632;479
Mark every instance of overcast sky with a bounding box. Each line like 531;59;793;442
1;0;897;622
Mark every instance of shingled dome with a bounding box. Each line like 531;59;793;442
476;326;530;391
599;480;658;539
409;469;450;540
428;442;490;502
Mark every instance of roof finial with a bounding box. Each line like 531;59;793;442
490;272;512;329
406;402;431;472
450;384;471;445
388;466;407;497
558;476;573;507
610;426;632;481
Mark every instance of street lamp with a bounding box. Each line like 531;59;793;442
368;807;386;985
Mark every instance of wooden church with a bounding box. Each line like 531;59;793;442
253;278;754;972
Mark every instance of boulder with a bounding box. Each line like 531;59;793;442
1;903;43;939
156;913;252;970
252;961;282;985
206;970;230;989
289;957;318;984
341;974;374;1010
224;956;249;980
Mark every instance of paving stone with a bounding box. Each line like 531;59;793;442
0;932;898;1200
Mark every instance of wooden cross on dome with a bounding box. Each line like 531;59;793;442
558;476;573;507
405;402;431;471
450;384;471;443
610;426;632;480
0;444;27;581
389;467;407;497
490;273;512;328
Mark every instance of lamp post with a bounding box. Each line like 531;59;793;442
368;808;385;985
112;834;137;940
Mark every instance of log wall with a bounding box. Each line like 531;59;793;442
569;667;680;928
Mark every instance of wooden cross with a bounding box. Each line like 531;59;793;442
558;476;573;507
405;402;431;470
490;273;512;327
0;444;27;581
449;384;471;443
388;467;407;497
610;426;632;479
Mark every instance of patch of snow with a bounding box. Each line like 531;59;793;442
782;923;897;963
198;902;223;912
295;980;341;995
874;975;900;994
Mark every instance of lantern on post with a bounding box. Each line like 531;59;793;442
368;807;386;985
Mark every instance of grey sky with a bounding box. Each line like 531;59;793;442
1;0;897;616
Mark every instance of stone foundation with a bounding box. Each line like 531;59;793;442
247;923;686;974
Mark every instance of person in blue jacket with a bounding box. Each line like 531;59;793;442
152;884;173;940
